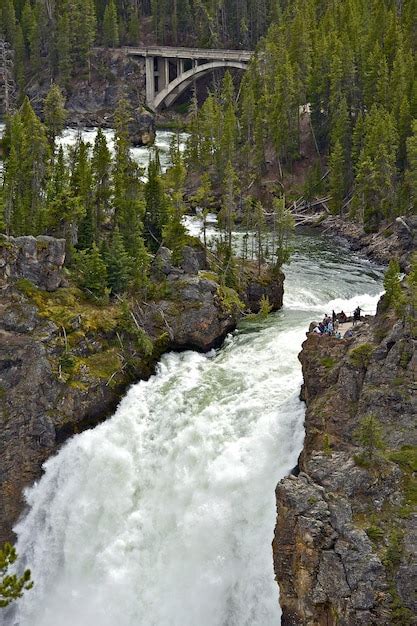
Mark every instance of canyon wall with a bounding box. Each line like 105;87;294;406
274;302;417;625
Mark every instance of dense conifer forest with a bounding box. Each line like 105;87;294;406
185;0;417;233
0;0;417;295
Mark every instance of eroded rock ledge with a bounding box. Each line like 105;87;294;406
0;238;237;544
318;215;417;270
0;236;284;544
274;307;417;625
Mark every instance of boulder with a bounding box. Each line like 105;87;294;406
129;107;156;146
0;235;66;291
180;245;207;274
144;274;239;351
244;266;285;313
151;246;175;279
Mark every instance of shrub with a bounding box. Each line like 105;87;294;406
0;543;33;608
349;343;374;368
354;414;385;463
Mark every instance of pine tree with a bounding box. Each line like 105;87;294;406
354;415;385;464
383;259;403;311
14;25;25;97
0;543;33;608
43;84;67;145
191;172;214;249
144;156;169;251
56;12;71;87
127;5;140;45
329;141;346;215
129;225;151;293
273;195;294;268
81;243;108;300
406;120;417;213
69;0;97;70
1;0;16;46
103;0;119;48
91;128;112;238
20;1;34;55
218;160;237;256
106;226;132;294
27;7;41;74
354;107;398;231
163;135;188;262
254;199;266;275
4;99;50;235
113;98;144;254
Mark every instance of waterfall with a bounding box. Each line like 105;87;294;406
9;233;384;626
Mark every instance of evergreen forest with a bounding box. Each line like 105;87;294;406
0;0;417;294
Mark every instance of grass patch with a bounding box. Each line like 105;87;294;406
320;356;336;369
199;270;219;283
16;279;120;335
366;525;384;543
77;349;123;383
349;343;374;368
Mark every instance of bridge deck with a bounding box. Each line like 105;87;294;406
125;46;253;62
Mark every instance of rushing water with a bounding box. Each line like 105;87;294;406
0;124;188;177
6;232;384;626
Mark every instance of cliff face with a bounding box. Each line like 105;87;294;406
274;307;417;625
28;49;155;144
0;238;247;544
317;215;417;271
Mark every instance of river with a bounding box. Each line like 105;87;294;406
0;124;188;177
7;231;384;626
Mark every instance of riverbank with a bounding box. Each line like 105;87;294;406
274;286;417;624
298;213;417;271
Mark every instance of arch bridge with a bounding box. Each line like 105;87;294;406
126;46;253;111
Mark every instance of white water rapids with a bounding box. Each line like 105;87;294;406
0;124;188;179
5;232;384;626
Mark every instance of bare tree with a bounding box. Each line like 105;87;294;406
0;38;16;114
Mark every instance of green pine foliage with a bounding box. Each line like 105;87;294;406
2;97;50;235
182;0;417;234
144;155;169;252
43;84;67;145
0;543;33;608
106;226;131;294
103;0;119;48
383;260;404;312
79;243;109;301
354;414;386;464
0;100;157;301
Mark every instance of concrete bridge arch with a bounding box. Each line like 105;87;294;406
126;46;253;112
153;60;247;110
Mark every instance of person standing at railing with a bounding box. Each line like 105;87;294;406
353;306;362;326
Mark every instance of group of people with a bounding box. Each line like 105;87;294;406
311;309;356;339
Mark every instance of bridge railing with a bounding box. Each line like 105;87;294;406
125;46;253;62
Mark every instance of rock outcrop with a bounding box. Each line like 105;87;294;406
0;235;66;291
0;237;241;544
317;215;417;270
29;49;153;138
244;265;285;313
129;107;156;146
274;308;417;625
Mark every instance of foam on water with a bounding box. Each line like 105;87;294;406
8;232;384;626
57;128;189;176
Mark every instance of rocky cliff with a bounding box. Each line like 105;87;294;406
29;48;155;145
317;215;417;271
274;302;417;624
0;238;238;543
0;236;284;544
